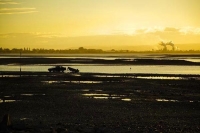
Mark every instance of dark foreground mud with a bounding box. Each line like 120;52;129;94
0;72;200;133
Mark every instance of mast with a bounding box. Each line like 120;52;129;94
20;51;21;76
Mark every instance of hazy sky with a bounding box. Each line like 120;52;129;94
0;0;200;50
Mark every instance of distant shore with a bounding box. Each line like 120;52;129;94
1;52;200;57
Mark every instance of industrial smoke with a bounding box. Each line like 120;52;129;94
159;41;175;51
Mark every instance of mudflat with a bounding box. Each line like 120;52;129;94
1;57;200;66
0;53;200;66
0;72;200;133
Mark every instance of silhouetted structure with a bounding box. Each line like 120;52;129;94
48;66;66;72
67;67;79;73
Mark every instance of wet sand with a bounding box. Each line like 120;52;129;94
0;72;200;132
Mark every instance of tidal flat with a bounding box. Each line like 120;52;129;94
0;72;200;133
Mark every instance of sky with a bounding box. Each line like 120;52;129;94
0;0;200;51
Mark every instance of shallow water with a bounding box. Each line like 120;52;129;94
1;55;200;62
0;65;200;74
82;93;127;101
0;99;18;103
42;81;103;84
1;55;200;74
21;94;46;96
156;99;179;102
81;93;200;103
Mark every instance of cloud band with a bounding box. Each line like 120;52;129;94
0;0;19;4
0;8;38;14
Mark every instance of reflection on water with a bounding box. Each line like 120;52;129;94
180;58;200;63
1;55;200;62
81;93;199;103
156;99;200;103
82;89;90;92
44;80;107;84
137;76;181;80
82;94;109;96
94;75;121;78
0;75;20;77
93;97;108;99
93;96;121;99
4;96;11;98
20;118;31;121
156;99;178;102
82;93;130;101
21;94;46;96
121;98;131;102
95;89;103;92
0;99;18;103
0;94;46;103
21;94;34;96
41;76;199;86
0;65;200;74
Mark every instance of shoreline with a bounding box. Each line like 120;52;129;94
1;53;200;56
1;71;200;77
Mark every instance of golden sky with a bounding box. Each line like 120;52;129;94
0;0;200;50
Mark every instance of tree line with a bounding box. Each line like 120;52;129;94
0;47;199;54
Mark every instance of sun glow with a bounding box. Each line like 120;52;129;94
0;0;200;50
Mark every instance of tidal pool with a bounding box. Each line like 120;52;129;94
0;99;19;103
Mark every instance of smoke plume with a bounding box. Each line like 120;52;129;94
159;41;176;51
